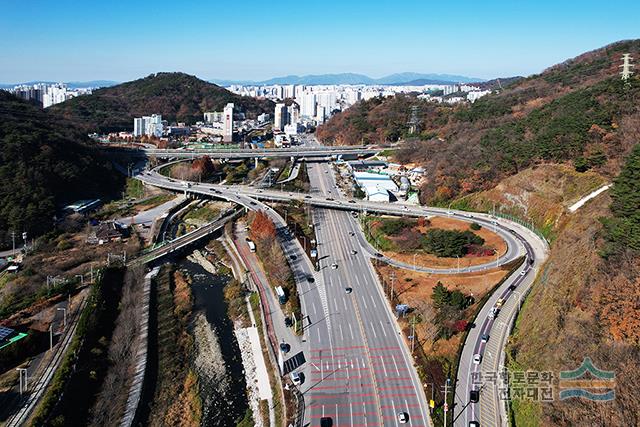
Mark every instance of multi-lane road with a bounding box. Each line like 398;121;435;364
300;161;432;426
136;154;548;427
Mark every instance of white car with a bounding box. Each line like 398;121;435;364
331;263;338;269
398;412;409;424
291;371;301;385
473;354;482;364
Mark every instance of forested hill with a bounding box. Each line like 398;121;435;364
316;39;640;205
0;91;121;246
50;72;274;133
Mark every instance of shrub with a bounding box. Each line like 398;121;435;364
470;222;482;231
422;228;484;257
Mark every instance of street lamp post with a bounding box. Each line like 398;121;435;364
57;307;67;328
16;368;27;395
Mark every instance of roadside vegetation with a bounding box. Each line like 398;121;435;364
29;267;125;427
143;267;202;427
365;216;493;258
0;218;141;320
272;200;316;257
247;211;301;328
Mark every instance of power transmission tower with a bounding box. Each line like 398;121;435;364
620;53;634;87
621;53;634;80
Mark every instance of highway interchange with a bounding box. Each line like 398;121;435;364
135;145;549;427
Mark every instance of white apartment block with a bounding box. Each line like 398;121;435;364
133;114;163;137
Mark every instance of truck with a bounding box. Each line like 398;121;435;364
275;286;287;305
247;240;256;253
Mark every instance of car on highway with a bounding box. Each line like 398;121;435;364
351;249;357;255
284;317;293;327
291;371;302;385
520;270;527;276
470;389;480;403
349;231;355;236
495;298;505;308
348;200;356;203
326;198;334;201
280;342;290;354
320;417;332;427
305;195;311;199
469;421;480;427
488;307;500;319
345;287;353;294
250;201;257;205
398;412;409;423
374;252;383;257
331;263;338;269
307;276;315;283
473;354;482;364
481;333;490;343
508;284;517;291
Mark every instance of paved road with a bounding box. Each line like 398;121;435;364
105;145;379;159
301;161;432;427
453;218;548;427
136;157;548;427
138;171;523;273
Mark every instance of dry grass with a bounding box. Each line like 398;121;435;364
376;262;509;360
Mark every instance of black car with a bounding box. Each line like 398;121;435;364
320;417;333;427
307;276;315;283
284;317;293;327
470;389;480;403
279;342;290;354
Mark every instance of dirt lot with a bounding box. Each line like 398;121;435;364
381;216;507;269
375;262;510;357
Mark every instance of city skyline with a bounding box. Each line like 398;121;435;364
2;0;639;83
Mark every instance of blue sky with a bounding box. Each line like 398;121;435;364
1;0;638;83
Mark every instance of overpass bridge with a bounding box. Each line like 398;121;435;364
102;145;380;160
127;207;242;266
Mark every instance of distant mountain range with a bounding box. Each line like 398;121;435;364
0;80;119;89
1;73;486;89
211;72;486;86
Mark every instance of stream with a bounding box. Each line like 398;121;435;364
179;258;249;427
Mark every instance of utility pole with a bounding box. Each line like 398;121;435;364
444;377;451;426
390;271;396;300
49;324;53;351
410;315;417;353
11;231;15;254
